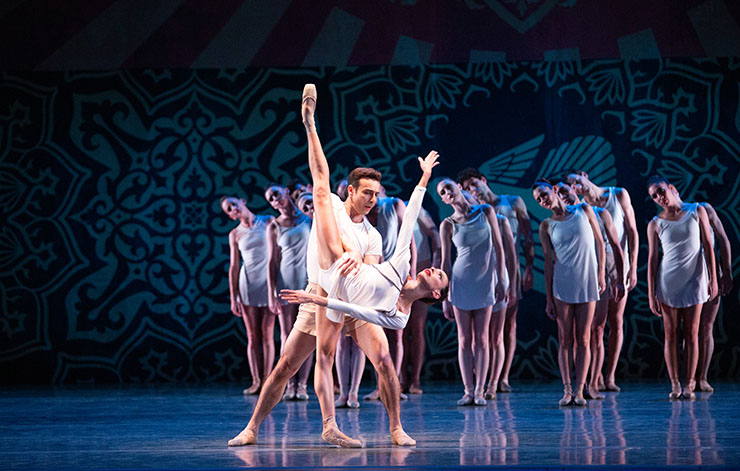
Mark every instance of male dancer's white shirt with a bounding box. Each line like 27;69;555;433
306;194;382;285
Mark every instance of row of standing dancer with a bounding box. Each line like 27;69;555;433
224;84;733;447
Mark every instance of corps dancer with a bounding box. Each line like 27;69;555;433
283;84;447;446
646;176;717;399
532;179;606;406
264;183;313;400
221;197;275;395
437;178;507;406
458;169;534;392
567;171;639;392
551;176;625;400
696;202;733;392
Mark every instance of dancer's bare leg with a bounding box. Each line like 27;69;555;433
697;296;719;392
241;306;263;394
589;296;608;399
351;323;415;446
500;301;518;392
385;328;404;376
472;307;492;403
573;302;595;405
303;84;361;447
454;307;475;404
258;306;276;379
661;305;682;399
403;298;429;394
604;295;627;391
228;329;316;445
680;305;701;399
486;306;506;399
347;340;365;407
554;299;574;405
335;334;352;407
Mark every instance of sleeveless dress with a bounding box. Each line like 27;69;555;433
276;213;312;303
547;204;599;304
602;187;629;284
236;215;271;307
448;207;496;311
376;197;400;261
495;195;522;298
654;203;709;308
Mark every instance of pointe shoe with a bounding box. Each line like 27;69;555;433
572;385;587;406
302;84;317;130
282;383;296;401
347;397;360;409
296;383;309;401
669;380;682;400
457;393;474;406
498;381;512;393
473;394;487;406
698;379;714;392
559;384;573;407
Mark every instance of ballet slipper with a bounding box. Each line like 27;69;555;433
295;383;309;401
322;416;363;448
282;382;296;401
498;381;512;393
347;397;360;409
400;392;409;401
559;384;573;407
698;379;714;392
457;393;474;406
242;382;260;395
335;394;348;408
682;380;696;401
228;427;258;446
484;383;496;400
363;389;380;401
302;84;317;131
572;384;587;406
391;427;416;446
473;394;487;406
669;380;681;400
408;385;423;395
586;385;605;400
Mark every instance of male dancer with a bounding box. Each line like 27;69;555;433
228;103;407;450
567;171;639;392
457;168;534;392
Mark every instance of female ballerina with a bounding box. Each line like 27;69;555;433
551;176;625;400
646;176;717;399
437;178;507;406
532;179;606;406
264;183;313;400
281;84;448;446
221;196;276;395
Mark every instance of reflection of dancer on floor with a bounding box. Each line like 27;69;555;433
695;202;732;392
436;178;507;406
281;84;448;445
567;172;638;392
551;176;625;400
532;179;606;406
222;197;275;395
264;183;313;400
458;169;534;393
646;176;717;400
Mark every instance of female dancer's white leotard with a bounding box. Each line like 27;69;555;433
547;203;599;303
276;213;312;301
602;187;629;283
447;206;496;311
319;186;427;330
237;215;271;307
654;203;709;308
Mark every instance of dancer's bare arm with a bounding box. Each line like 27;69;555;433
617;188;639;290
584;203;606;295
440;219;454;321
513;196;535;291
697;204;718;300
599;209;625;301
539;220;556;320
646;220;661;317
702;202;733;295
265;219;283;315
228;230;245;317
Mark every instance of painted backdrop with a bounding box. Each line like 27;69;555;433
1;58;739;383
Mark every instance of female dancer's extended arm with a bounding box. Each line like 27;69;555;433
228;230;245;317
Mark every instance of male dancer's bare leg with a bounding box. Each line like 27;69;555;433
351;323;416;446
229;328;315;445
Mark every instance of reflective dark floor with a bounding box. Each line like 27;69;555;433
2;381;739;470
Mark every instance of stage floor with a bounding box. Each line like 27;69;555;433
1;381;739;470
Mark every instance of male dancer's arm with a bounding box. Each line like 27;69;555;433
702;202;733;295
514;196;535;291
617;189;639;291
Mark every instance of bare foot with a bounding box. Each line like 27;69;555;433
408;385;423;395
498;381;512;393
228;427;258;446
322;417;363;448
603;379;621;392
363;389;380;401
391;427;416;446
335;394;348;408
302;84;316;131
698;379;714;392
242;383;260;395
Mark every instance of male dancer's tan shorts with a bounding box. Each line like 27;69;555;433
293;283;367;336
